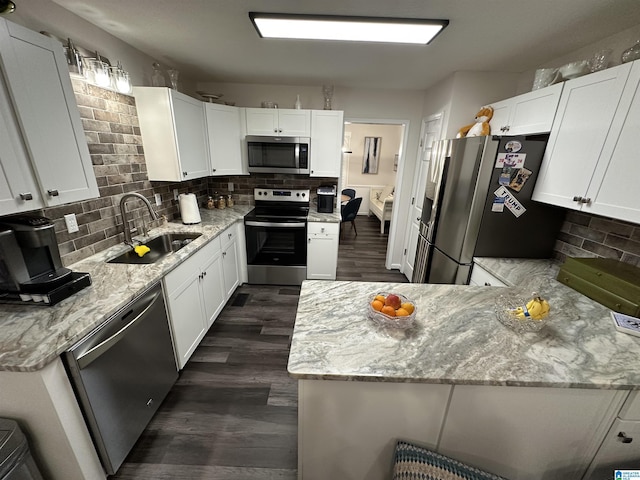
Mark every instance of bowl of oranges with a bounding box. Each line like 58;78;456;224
368;292;416;330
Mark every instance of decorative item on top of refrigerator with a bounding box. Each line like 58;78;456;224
412;134;565;285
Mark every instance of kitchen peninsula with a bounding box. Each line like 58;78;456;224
288;262;640;480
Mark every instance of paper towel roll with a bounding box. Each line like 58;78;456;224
179;193;201;224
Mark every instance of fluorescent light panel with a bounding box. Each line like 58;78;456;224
249;13;448;45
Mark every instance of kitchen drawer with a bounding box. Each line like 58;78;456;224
308;222;339;236
220;223;237;248
469;264;507;287
619;391;640;421
164;236;221;293
584;418;640;479
557;269;639;316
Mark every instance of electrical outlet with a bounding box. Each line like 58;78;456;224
173;189;179;200
154;193;162;206
228;182;234;192
64;213;79;233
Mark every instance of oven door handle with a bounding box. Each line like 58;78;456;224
245;221;306;228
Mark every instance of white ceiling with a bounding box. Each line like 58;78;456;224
51;0;640;90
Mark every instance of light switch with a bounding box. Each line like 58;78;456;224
64;213;79;233
154;193;162;206
228;182;234;192
173;189;179;200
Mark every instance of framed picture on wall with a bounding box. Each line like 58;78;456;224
362;137;381;174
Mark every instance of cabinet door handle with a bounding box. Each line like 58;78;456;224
182;171;188;177
222;251;226;257
572;196;583;202
212;168;217;172
47;189;59;197
228;233;232;239
618;432;633;443
19;193;33;201
580;197;591;205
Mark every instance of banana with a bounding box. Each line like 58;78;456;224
508;293;551;321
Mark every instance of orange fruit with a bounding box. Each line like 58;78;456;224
396;308;410;317
371;300;384;311
401;302;414;314
381;305;396;317
375;295;386;303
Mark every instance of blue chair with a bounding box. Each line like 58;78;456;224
341;188;356;200
340;197;362;236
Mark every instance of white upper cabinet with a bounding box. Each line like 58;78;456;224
310;110;344;178
204;103;247;176
0;19;98;214
532;62;638;222
245;108;310;136
489;83;563;135
133;87;210;182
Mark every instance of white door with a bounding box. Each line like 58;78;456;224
585;61;640;223
245;108;279;135
0;77;43;214
205;103;245;176
403;113;442;280
222;238;240;300
172;92;209;179
201;250;226;328
532;63;632;209
0;20;98;206
278;109;311;136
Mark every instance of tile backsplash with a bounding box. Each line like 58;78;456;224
3;82;337;267
554;210;640;267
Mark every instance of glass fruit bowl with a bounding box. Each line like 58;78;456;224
494;294;550;334
367;292;417;330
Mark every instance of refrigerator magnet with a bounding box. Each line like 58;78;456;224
499;171;512;186
508;168;532;192
492;197;505;212
505;140;522;153
495;153;526;168
494;186;527;217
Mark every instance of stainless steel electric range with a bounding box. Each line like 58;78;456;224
244;188;310;285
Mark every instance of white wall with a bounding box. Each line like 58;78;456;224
344;123;401;188
516;23;640;94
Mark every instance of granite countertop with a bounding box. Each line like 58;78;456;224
307;206;341;223
0;206;253;373
288;260;640;389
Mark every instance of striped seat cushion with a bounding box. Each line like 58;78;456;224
392;441;507;480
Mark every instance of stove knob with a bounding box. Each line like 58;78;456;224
301;192;306;197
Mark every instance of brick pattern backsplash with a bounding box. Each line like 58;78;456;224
36;81;210;266
554;210;640;267
1;81;339;267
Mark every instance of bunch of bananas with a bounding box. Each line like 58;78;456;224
509;293;550;321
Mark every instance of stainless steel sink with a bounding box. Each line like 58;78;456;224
107;232;202;264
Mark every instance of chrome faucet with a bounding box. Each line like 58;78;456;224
119;192;159;246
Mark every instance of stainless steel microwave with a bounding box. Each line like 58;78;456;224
247;136;310;174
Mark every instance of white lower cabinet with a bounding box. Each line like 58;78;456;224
163;224;243;369
163;236;224;369
438;385;626;480
585;418;640;478
220;223;240;299
307;222;339;280
468;264;507;286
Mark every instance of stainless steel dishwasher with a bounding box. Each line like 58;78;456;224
64;282;178;475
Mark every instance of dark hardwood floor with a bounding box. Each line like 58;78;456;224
111;214;406;479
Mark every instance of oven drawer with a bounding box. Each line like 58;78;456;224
308;222;339;236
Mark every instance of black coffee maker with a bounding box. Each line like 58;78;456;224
0;216;91;305
316;186;336;213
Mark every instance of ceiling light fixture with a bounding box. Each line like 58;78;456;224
0;0;16;15
249;13;448;45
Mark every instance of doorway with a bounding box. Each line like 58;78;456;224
340;118;409;269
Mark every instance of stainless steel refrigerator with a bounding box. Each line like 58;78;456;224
412;134;565;285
